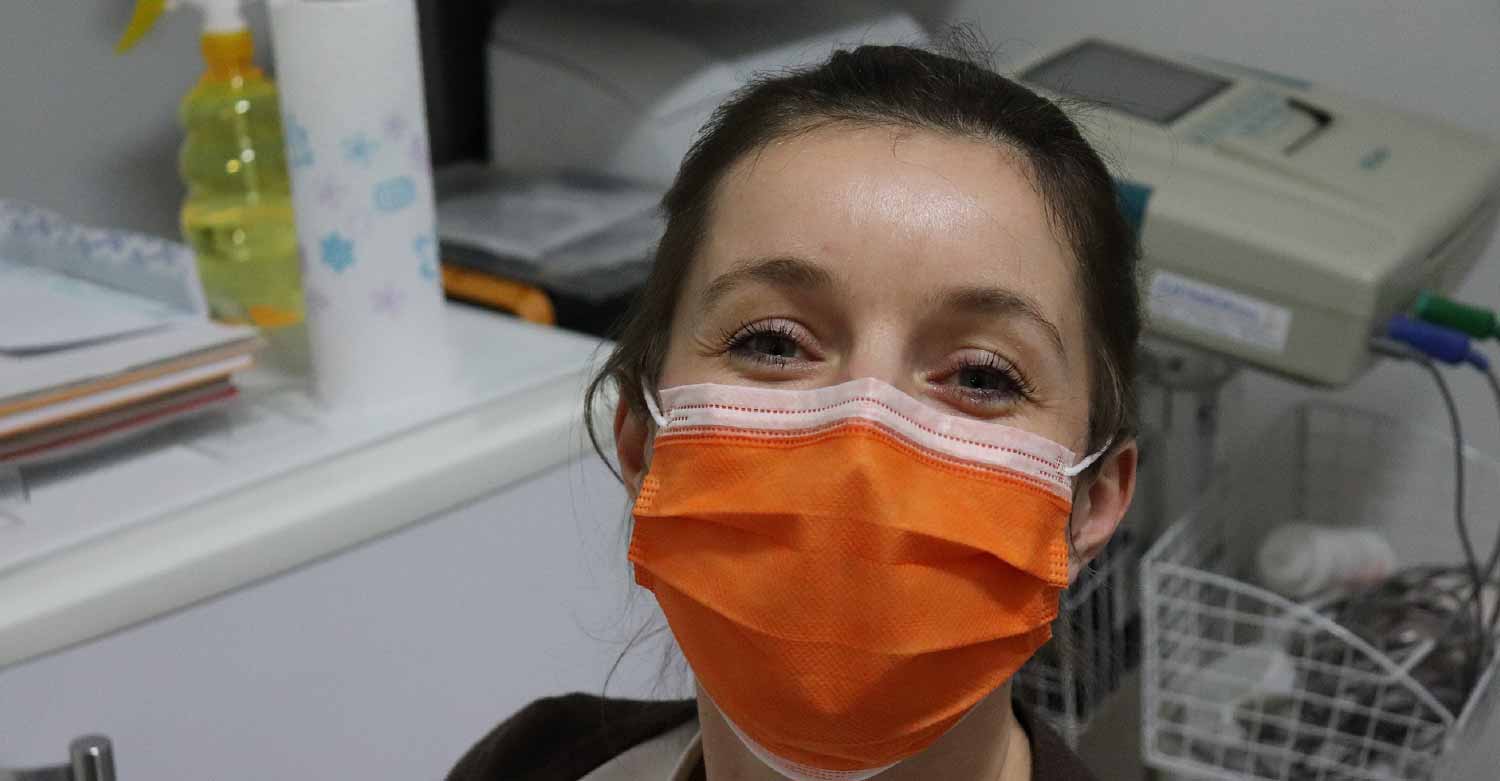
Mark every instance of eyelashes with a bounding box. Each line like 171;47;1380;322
718;319;811;367
938;351;1037;406
713;318;1037;409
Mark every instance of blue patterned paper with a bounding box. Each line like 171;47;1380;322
284;102;442;338
0;199;204;315
315;175;349;211
341;132;379;167
373;176;416;213
286;116;315;169
414;233;438;282
370;284;404;316
382;111;409;141
319;232;356;273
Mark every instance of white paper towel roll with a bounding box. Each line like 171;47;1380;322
269;0;450;410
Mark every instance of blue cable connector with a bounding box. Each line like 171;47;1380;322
1386;314;1490;370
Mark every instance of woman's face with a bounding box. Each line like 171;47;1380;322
617;124;1136;576
660;124;1092;452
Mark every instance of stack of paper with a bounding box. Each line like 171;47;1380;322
0;201;261;466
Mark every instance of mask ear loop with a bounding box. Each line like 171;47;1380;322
1061;438;1113;478
641;380;669;428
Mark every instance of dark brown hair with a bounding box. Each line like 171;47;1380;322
585;42;1141;468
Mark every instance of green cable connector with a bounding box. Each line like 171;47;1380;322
1415;292;1499;340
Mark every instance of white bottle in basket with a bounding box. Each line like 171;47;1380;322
1256;522;1396;599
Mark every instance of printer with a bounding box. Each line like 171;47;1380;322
485;1;926;187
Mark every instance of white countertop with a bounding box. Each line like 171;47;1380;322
0;304;606;670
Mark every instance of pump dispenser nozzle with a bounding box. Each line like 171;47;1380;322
117;0;250;54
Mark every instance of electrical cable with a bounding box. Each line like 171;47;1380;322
1371;340;1483;589
1412;359;1489;683
1481;362;1500;630
1387;309;1500;633
1369;337;1490;684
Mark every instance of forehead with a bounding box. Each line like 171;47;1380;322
690;125;1080;335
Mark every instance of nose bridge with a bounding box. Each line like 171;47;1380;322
838;320;920;397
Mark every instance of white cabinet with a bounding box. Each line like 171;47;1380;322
0;457;669;779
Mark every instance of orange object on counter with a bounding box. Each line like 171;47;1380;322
440;264;556;326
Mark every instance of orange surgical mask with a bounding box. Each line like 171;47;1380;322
629;378;1104;780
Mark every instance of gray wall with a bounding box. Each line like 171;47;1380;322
0;1;272;238
918;0;1500;462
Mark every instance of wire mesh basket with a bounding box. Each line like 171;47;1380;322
1014;528;1144;746
1142;402;1500;780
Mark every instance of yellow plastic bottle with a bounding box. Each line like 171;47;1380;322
120;1;305;367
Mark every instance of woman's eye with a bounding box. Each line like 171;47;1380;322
956;365;1008;392
932;352;1035;410
738;331;801;361
721;320;816;368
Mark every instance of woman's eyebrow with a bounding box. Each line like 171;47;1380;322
939;286;1068;363
700;256;835;311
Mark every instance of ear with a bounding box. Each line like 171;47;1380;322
1067;439;1138;583
614;397;652;499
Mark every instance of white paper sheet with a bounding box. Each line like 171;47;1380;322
0;265;186;352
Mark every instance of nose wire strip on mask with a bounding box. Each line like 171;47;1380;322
645;380;1108;477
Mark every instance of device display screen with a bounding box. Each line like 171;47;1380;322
1022;41;1231;124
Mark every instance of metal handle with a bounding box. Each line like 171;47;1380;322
69;737;114;781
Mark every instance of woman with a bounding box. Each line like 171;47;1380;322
451;43;1140;781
